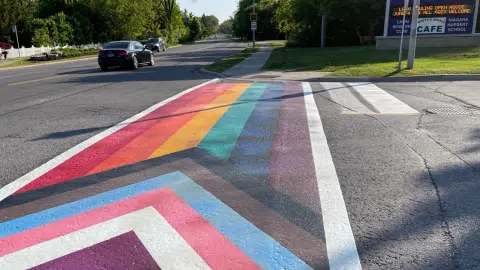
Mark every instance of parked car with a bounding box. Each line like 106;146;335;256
145;38;166;52
98;41;154;71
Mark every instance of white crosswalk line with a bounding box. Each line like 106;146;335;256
348;82;419;114
323;82;373;114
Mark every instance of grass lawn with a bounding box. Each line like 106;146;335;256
0;55;96;70
263;42;480;76
204;46;260;73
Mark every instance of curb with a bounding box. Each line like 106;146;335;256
0;56;96;71
167;45;183;49
198;68;228;78
307;74;480;82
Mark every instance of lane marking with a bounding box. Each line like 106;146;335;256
8;75;68;86
0;207;211;270
0;79;220;202
302;82;362;269
0;70;50;80
348;82;419;114
323;82;373;114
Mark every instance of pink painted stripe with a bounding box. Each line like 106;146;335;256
15;83;233;194
155;189;261;270
268;82;321;212
0;188;259;269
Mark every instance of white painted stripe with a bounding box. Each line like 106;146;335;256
0;207;211;270
348;82;418;114
302;82;362;270
0;78;220;202
323;82;373;114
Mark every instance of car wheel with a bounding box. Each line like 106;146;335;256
148;54;154;66
100;65;109;71
131;56;138;70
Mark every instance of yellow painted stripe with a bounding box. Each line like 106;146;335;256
149;83;251;158
8;75;68;86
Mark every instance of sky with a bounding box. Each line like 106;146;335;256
177;0;237;23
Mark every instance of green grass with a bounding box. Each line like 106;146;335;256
204;46;260;73
263;43;480;76
0;55;96;69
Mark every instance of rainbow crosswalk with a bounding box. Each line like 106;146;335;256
0;79;374;269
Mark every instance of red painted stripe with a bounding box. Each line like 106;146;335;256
88;83;232;175
0;188;260;269
15;83;233;194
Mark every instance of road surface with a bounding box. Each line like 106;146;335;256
0;39;479;269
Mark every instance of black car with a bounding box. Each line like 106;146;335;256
145;38;166;52
98;41;154;71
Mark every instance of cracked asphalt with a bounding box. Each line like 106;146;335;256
1;37;479;269
313;81;480;269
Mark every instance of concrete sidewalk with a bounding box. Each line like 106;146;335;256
223;44;273;77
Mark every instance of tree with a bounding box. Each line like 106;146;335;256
32;28;50;47
232;0;282;40
200;14;219;37
0;0;37;46
219;18;234;34
189;17;203;40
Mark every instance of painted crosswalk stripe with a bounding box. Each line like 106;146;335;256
303;82;362;269
348;82;418;114
323;82;373;114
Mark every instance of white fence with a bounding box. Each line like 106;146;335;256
2;43;103;59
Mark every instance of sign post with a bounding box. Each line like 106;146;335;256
407;0;421;69
398;0;409;70
12;25;22;60
252;0;256;48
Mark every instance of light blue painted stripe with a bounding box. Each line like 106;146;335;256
0;172;311;269
170;174;312;270
198;83;268;160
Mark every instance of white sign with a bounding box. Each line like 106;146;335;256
251;22;257;31
12;25;17;33
417;17;446;34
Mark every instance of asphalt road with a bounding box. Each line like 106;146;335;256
1;38;480;270
0;38;246;185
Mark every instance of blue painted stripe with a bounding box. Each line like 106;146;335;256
229;83;284;176
0;172;311;269
198;83;268;160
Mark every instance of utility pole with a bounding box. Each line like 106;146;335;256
321;15;326;48
407;0;421;69
397;0;409;71
252;0;256;47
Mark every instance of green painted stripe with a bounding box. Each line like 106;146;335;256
198;83;268;160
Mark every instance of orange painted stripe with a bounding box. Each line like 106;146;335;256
149;83;251;158
88;83;235;175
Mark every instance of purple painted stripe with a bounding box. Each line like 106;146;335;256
268;82;321;212
30;231;160;270
229;82;284;176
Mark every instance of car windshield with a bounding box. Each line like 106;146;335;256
147;38;159;43
104;42;130;49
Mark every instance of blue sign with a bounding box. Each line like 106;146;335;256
387;0;476;36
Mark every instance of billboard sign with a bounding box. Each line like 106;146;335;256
387;0;476;36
